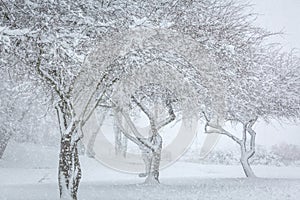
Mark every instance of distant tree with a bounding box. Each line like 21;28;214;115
272;143;300;164
0;66;44;158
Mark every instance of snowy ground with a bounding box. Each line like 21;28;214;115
1;142;300;200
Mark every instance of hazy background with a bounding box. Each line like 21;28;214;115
252;0;300;50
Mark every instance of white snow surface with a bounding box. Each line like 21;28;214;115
0;142;300;200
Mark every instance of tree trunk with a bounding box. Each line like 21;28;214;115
240;151;256;178
86;129;98;158
114;117;128;158
86;108;108;158
136;135;162;184
144;134;162;184
139;146;152;178
204;115;257;178
0;130;10;159
58;122;82;200
240;118;257;178
114;103;168;184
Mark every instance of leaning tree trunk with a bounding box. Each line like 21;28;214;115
239;118;257;178
0;130;10;159
114;109;162;183
204;113;257;178
240;147;256;178
86;108;108;158
58;121;82;200
114;97;174;184
134;98;174;184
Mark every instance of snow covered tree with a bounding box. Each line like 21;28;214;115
112;83;177;183
165;0;300;177
0;59;47;159
0;1;121;198
202;46;300;177
2;0;300;197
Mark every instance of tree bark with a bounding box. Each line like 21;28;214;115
240;149;256;178
240;118;257;178
0;130;10;159
58;121;82;200
144;134;162;184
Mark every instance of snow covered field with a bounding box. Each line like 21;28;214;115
1;142;300;200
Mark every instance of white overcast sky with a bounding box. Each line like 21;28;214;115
252;0;300;50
